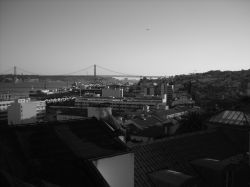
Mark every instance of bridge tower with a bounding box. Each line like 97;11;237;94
13;66;17;83
94;64;96;78
14;66;17;76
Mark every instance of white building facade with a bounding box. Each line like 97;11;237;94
8;99;46;125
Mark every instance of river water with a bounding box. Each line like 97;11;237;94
0;81;70;98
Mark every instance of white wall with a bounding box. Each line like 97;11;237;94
8;101;37;125
93;153;134;187
20;102;37;124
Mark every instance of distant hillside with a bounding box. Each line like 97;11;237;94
174;69;250;82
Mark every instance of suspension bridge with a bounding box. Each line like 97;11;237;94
0;65;165;79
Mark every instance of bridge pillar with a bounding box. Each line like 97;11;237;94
94;64;96;78
14;66;17;76
13;66;17;83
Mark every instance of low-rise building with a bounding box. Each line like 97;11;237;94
0;98;32;125
172;96;195;107
153;106;200;120
8;99;46;125
75;97;162;114
0;100;14;125
102;87;123;98
0;93;12;101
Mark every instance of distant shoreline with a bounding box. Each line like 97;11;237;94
0;81;70;97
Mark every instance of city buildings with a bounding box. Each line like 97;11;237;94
8;98;46;125
102;87;123;98
75;97;163;114
152;106;200;120
161;83;174;106
0;98;34;125
0;93;12;101
0;100;14;124
172;94;195;107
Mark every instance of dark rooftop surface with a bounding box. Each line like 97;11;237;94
0;118;128;187
132;117;162;129
132;130;246;187
209;110;250;126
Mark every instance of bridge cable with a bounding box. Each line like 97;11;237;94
0;68;13;75
62;65;93;76
96;64;140;76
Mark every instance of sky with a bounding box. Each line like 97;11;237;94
0;0;250;76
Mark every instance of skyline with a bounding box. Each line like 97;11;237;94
1;0;250;76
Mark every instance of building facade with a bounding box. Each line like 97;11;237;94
102;88;123;98
161;83;174;105
75;97;162;114
8;99;46;125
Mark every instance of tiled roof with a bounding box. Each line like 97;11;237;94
209;110;250;126
0;118;128;186
152;106;197;119
131;117;162;128
132;130;244;187
126;117;166;138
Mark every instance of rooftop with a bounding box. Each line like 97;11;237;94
131;130;246;187
209;110;250;126
0;118;128;186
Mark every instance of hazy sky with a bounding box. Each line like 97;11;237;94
0;0;250;76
